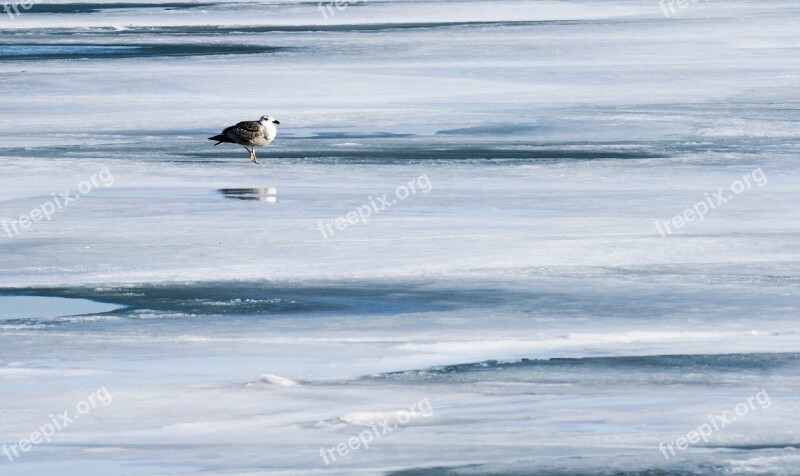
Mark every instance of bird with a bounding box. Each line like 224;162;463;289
208;115;280;164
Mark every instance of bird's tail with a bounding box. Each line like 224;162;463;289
208;134;234;146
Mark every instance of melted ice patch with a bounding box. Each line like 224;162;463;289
0;296;124;320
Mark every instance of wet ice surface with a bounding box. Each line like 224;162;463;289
0;296;123;320
1;0;800;475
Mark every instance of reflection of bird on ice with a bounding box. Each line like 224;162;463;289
209;115;280;164
219;188;277;203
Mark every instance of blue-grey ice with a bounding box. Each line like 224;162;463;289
1;0;799;474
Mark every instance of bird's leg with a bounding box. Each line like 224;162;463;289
242;145;252;162
251;149;261;165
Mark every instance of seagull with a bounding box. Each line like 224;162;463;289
208;115;280;164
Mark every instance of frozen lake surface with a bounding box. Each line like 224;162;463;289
1;0;799;474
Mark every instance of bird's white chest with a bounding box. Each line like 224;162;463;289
255;123;277;147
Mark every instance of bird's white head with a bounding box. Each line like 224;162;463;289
260;115;280;125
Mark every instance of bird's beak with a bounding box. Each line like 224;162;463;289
273;120;280;125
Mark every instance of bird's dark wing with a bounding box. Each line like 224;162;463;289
226;121;263;141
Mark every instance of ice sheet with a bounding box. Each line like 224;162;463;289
1;0;799;474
